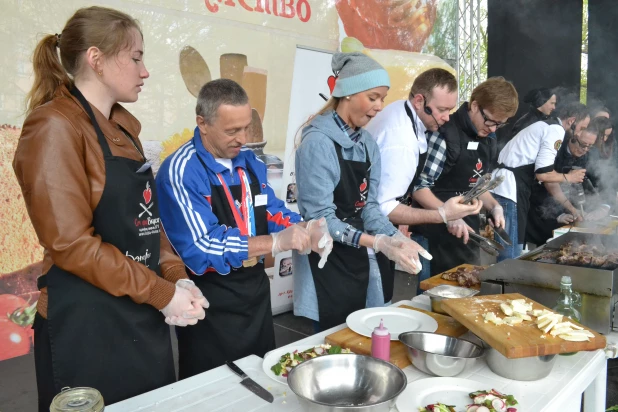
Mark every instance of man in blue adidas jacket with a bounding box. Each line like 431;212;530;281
156;79;332;378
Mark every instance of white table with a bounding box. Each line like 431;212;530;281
107;297;610;412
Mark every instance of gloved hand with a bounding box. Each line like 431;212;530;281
160;284;204;327
392;231;433;261
176;279;209;309
374;234;420;275
557;213;576;225
306;218;333;268
585;206;610;221
443;196;483;221
489;205;505;229
271;224;311;256
447;219;473;244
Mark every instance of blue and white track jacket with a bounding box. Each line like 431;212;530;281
156;127;301;275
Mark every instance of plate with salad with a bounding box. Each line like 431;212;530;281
396;377;519;412
262;342;352;385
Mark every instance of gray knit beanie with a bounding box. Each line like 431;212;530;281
331;52;390;98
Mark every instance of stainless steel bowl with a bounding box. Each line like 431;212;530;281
399;332;484;377
287;354;407;412
486;347;557;381
423;285;479;315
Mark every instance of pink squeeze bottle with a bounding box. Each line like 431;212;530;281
371;319;391;361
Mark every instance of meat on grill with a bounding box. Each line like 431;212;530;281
441;266;482;287
542;241;618;269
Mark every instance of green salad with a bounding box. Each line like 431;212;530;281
270;344;351;377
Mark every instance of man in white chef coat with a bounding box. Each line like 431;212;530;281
491;101;589;260
366;68;481;293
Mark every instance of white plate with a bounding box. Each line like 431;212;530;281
262;341;324;385
346;307;438;340
396;377;520;412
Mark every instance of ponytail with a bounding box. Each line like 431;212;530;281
26;34;71;115
25;6;142;115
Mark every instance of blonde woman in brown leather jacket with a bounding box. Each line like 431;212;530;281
12;7;208;410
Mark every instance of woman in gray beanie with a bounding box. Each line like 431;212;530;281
293;52;431;331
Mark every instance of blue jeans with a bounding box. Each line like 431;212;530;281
494;194;523;262
411;234;431;296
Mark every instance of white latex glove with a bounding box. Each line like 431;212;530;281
392;231;433;261
374;234;420;275
490;205;505;229
176;279;210;309
161;285;202;327
306;218;333;269
447;219;473;244
443;195;483;220
271;224;311;256
557;213;576;225
585;206;610;221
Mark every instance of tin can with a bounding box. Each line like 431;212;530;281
50;387;104;412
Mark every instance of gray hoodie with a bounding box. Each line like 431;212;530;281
292;110;397;321
295;110;397;241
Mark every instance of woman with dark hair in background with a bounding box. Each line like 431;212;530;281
510;88;557;137
13;6;207;410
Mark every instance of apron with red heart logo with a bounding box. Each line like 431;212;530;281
427;131;494;276
34;86;175;410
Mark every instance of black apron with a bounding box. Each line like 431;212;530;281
176;161;274;379
497;163;536;242
308;142;392;330
426;133;493;276
527;142;588;245
35;87;175;410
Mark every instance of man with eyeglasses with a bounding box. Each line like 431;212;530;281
413;77;519;276
491;101;588;261
526;102;597;246
367;68;482;299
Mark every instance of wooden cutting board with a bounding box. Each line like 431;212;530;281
419;264;485;291
324;305;467;369
441;293;607;359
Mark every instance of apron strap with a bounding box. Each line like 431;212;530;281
70;86;113;159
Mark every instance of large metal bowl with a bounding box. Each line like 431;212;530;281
423;285;479;315
287;353;407;412
399;332;484;377
486;348;557;381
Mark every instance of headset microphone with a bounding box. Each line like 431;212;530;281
422;95;442;133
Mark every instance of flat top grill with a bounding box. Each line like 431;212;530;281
520;232;618;270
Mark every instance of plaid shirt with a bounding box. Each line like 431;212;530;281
332;111;365;248
333;111;362;142
413;131;447;191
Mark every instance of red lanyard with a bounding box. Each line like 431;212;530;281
216;168;250;236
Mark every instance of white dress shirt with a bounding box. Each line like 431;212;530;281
366;99;428;216
492;119;565;203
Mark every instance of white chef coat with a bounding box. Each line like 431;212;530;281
492;119;565;203
366;100;429;216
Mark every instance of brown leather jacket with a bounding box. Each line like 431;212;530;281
13;85;187;318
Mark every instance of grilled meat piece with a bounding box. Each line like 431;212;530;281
441;266;482;287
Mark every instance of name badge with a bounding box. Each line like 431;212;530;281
255;194;268;207
467;142;479;150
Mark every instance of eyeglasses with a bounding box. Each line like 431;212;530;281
479;107;507;129
573;136;594;150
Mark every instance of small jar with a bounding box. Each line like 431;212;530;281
50;387;104;412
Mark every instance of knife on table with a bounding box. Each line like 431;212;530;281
226;361;274;403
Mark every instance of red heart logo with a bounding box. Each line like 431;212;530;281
359;179;367;192
476;159;483;171
143;182;152;204
327;75;337;94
